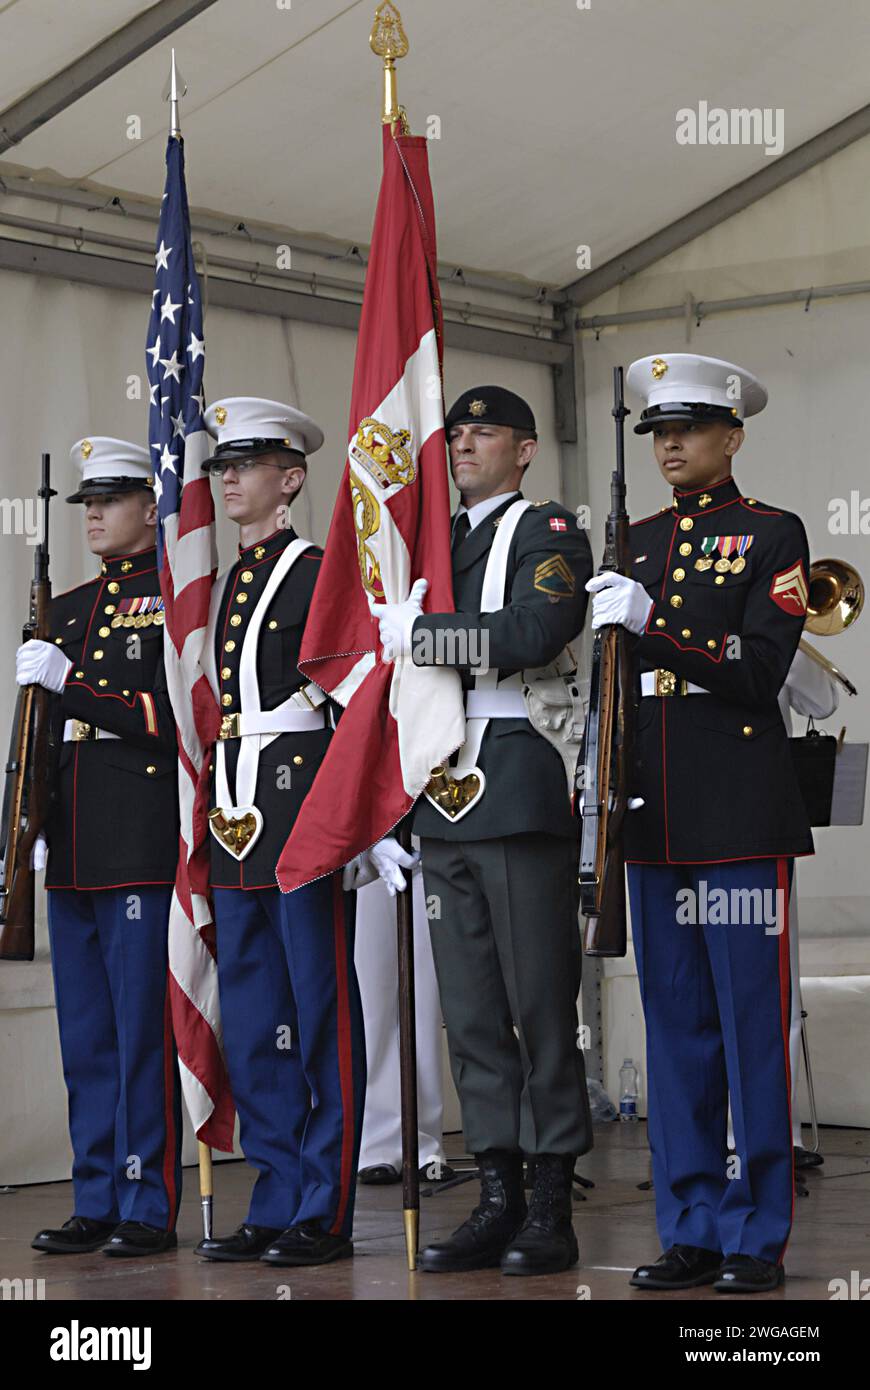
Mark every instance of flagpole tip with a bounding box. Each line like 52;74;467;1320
370;2;409;129
165;47;187;139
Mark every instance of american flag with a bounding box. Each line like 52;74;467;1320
147;136;234;1151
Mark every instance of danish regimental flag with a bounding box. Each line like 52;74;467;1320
276;125;464;892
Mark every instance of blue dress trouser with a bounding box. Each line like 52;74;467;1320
47;887;182;1230
213;875;366;1238
627;857;794;1265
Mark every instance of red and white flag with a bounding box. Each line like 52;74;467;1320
276;125;465;893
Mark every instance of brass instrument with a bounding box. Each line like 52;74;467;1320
799;559;864;697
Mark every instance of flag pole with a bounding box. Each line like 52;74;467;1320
164;43;214;1244
370;2;419;1272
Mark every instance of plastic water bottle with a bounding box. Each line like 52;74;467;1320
619;1058;639;1122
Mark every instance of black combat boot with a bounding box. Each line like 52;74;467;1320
500;1153;578;1276
419;1150;526;1272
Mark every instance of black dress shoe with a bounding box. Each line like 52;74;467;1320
102;1221;177;1257
420;1150;526;1273
630;1244;723;1290
195;1223;283;1262
31;1216;117;1255
794;1145;824;1169
501;1154;578;1276
260;1221;353;1266
714;1253;785;1293
358;1164;400;1186
419;1161;457;1184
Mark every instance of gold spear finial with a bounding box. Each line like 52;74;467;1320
370;2;409;129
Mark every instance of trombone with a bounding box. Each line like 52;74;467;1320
799;559;863;697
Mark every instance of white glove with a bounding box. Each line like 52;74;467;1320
31;834;48;872
586;572;654;635
368;836;420;896
368;579;429;662
341;836;420;897
16;639;73;693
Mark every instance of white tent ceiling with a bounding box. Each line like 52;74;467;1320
3;0;870;289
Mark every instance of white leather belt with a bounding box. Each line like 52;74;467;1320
640;671;710;697
464;688;528;719
218;708;326;739
63;719;120;742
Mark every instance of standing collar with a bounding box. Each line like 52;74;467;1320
670;476;741;517
98;546;157;579
237;526;297;565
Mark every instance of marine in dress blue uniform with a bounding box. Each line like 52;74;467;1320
192;397;367;1268
587;355;814;1294
21;439;182;1258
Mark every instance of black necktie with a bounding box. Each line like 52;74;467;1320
452;512;471;555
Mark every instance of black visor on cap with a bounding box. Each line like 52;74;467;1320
634;402;743;435
66;476;154;504
201;438;304;471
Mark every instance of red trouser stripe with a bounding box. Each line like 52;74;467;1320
162;981;179;1230
776;856;794;1265
329;875;355;1236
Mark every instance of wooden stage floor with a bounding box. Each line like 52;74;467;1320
2;1124;868;1302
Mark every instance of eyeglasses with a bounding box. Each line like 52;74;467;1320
207;458;294;478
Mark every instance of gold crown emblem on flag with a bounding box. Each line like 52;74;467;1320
351;417;415;488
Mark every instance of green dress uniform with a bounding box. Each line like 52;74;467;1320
412;490;594;1159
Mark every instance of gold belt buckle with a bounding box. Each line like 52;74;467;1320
654;669;687;697
219;712;241;740
71;720;94;741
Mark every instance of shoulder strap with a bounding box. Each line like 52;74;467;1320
238;537;314;716
475;499;531;694
479;499;531;612
220;537;315;814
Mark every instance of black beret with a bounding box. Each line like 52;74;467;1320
445;386;537;436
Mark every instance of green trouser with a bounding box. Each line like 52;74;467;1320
421;831;592;1158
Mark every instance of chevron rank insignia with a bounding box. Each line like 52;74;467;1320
534;554;575;600
769;559;808;615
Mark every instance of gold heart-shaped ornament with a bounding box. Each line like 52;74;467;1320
208;805;264;860
423;765;486;822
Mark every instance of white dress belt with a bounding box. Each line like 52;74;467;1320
465;688;528;719
640;672;710;697
224;708;326;737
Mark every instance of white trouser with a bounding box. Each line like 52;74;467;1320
354;863;447;1171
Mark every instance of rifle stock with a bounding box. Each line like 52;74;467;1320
578;369;635;958
0;454;56;962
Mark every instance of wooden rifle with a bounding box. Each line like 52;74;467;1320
0;454;57;961
577;369;636;957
